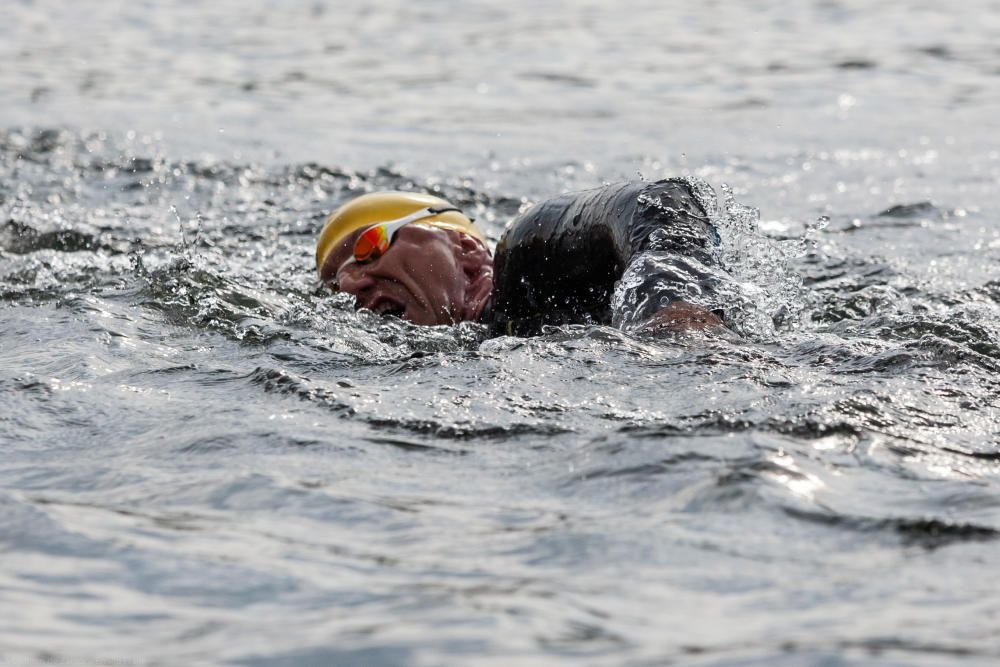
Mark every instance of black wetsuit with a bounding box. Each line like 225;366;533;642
484;178;721;337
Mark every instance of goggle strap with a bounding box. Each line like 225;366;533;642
382;206;460;234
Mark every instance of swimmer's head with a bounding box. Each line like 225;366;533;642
316;191;493;325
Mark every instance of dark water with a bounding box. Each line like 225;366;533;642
2;1;1000;665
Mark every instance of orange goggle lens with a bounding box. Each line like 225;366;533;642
353;224;392;263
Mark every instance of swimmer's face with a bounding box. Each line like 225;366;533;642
330;224;493;326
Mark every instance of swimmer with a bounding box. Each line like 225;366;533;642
315;179;724;336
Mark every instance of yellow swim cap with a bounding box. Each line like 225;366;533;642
315;191;487;279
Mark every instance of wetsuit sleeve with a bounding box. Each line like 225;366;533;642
610;179;723;330
488;179;721;336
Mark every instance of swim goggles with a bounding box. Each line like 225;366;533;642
330;205;460;287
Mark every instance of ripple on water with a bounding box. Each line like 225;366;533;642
3;125;1000;664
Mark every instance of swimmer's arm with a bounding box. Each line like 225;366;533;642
640;301;722;333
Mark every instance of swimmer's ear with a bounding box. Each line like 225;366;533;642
454;233;494;316
455;233;492;276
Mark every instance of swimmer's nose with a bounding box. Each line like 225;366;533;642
336;266;374;294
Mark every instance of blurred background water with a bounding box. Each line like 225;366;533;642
2;1;1000;665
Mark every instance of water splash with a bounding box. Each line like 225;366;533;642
694;177;825;338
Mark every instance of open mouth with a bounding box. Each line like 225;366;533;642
369;297;407;319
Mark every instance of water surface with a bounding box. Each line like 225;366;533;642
2;1;1000;665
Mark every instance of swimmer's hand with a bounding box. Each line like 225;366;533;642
640;301;723;334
